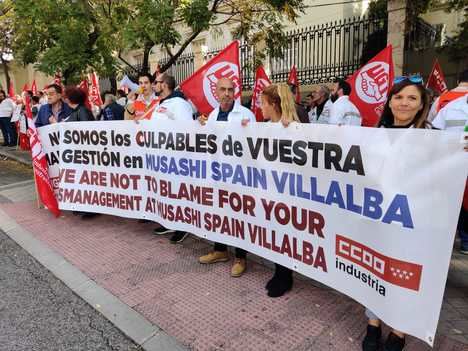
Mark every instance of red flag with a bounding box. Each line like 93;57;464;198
8;81;14;98
89;72;103;106
180;41;241;116
251;66;271;121
426;59;448;95
53;72;62;86
347;45;394;127
22;83;29;92
78;79;93;111
31;80;38;96
287;65;301;103
25;95;60;217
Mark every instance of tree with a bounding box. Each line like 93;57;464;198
12;0;118;84
0;0;14;90
363;0;468;63
12;0;304;81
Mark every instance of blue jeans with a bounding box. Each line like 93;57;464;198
0;117;17;145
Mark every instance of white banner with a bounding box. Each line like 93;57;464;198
39;120;467;346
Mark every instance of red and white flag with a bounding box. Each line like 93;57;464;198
287;65;301;103
180;41;241;116
251;66;271;121
24;95;60;217
31;80;38;96
89;72;103;106
426;59;448;95
53;72;62;86
347;45;394;127
78;79;93;111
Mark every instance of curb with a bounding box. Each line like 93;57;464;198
0;149;32;166
0;206;187;351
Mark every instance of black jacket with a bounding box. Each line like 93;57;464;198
65;105;95;122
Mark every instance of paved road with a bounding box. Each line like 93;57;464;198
0;160;140;351
0;158;32;186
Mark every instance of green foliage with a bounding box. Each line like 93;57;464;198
12;0;117;84
11;0;304;79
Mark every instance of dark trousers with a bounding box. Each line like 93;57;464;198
273;264;293;279
0;117;17;145
214;243;247;259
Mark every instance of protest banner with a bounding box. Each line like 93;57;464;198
38;121;467;346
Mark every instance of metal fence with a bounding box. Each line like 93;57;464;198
198;17;387;87
406;17;445;50
269;16;387;84
122;15;445;90
158;52;195;84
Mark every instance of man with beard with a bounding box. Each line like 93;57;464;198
329;79;361;126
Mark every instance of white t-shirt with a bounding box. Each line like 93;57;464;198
309;99;333;124
432;95;468;132
207;102;256;124
427;87;468;122
329;96;361;126
0;98;15;118
151;96;193;121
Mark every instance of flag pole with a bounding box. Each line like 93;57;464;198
32;170;42;209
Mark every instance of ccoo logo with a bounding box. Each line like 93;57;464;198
355;61;390;104
203;62;241;108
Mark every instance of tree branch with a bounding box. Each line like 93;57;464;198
118;52;138;72
160;29;203;72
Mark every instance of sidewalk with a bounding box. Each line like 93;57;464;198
0;181;467;351
0;144;32;165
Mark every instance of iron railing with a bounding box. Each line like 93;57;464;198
406;18;444;50
158;52;195;84
269;16;387;84
123;16;398;89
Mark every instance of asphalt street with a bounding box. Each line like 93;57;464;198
0;158;140;351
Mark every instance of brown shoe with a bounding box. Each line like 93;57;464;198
231;258;246;277
199;251;229;264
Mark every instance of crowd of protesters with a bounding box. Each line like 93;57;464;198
2;66;467;351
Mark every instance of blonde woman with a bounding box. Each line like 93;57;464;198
260;83;300;297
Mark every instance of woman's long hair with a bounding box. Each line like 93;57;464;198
262;84;299;123
378;80;430;129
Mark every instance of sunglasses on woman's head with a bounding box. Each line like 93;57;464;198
393;75;423;85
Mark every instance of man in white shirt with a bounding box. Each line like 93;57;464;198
198;77;255;278
124;73;159;120
0;89;17;146
151;73;195;243
201;77;255;125
433;94;468;255
308;85;333;124
428;69;468;122
432;94;468;132
151;73;193;122
329;79;361;126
